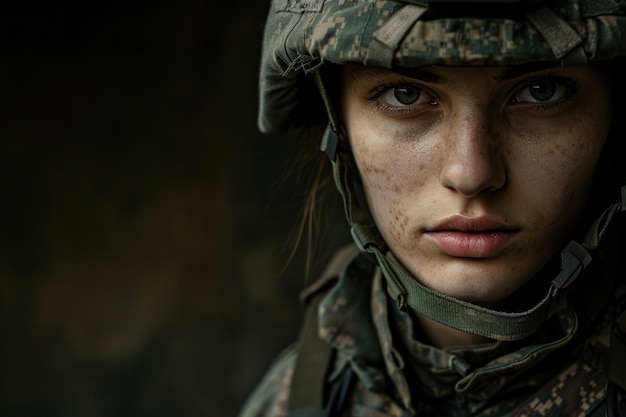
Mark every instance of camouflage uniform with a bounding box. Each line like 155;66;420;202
240;244;620;417
242;0;626;415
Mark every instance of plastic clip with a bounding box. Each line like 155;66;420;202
320;126;339;162
552;240;592;290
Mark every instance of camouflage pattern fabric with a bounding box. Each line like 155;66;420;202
259;0;626;133
239;247;612;417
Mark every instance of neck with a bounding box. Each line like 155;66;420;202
413;312;493;348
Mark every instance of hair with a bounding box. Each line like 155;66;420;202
280;66;345;281
280;123;336;281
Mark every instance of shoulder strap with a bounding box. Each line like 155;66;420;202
287;244;360;417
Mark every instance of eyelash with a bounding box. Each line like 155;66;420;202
508;76;579;110
368;82;437;114
370;82;409;98
366;76;579;115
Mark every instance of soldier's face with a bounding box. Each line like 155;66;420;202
340;63;612;306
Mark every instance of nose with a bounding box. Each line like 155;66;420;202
440;111;506;198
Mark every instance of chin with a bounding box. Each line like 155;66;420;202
411;260;534;307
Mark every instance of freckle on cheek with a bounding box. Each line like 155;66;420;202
386;205;412;249
554;143;565;156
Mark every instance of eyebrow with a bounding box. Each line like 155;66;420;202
349;65;442;83
498;62;560;80
349;61;560;84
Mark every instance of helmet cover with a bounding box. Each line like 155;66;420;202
259;0;626;133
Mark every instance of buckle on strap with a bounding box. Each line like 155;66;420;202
552;241;592;291
320;126;339;162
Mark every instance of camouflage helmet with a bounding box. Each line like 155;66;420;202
259;0;626;134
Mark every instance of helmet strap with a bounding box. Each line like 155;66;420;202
314;70;343;162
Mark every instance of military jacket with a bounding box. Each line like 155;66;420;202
240;245;616;417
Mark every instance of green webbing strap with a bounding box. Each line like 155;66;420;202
367;200;623;341
526;6;587;65
287;290;332;417
364;4;428;68
314;73;342;162
374;241;589;341
329;128;387;252
583;201;625;251
287;245;360;416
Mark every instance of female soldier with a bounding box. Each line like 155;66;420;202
241;0;626;416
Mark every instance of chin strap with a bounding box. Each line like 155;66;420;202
370;239;589;341
322;121;626;341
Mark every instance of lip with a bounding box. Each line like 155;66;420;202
424;214;519;258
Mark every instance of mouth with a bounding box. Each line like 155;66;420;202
424;215;519;258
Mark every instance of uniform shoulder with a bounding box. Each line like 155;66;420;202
239;345;298;417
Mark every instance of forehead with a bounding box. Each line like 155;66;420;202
346;62;558;80
341;62;609;87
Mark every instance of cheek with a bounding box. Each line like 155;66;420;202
514;108;609;227
350;128;430;246
559;111;606;183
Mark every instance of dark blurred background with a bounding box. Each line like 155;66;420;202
0;2;350;416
